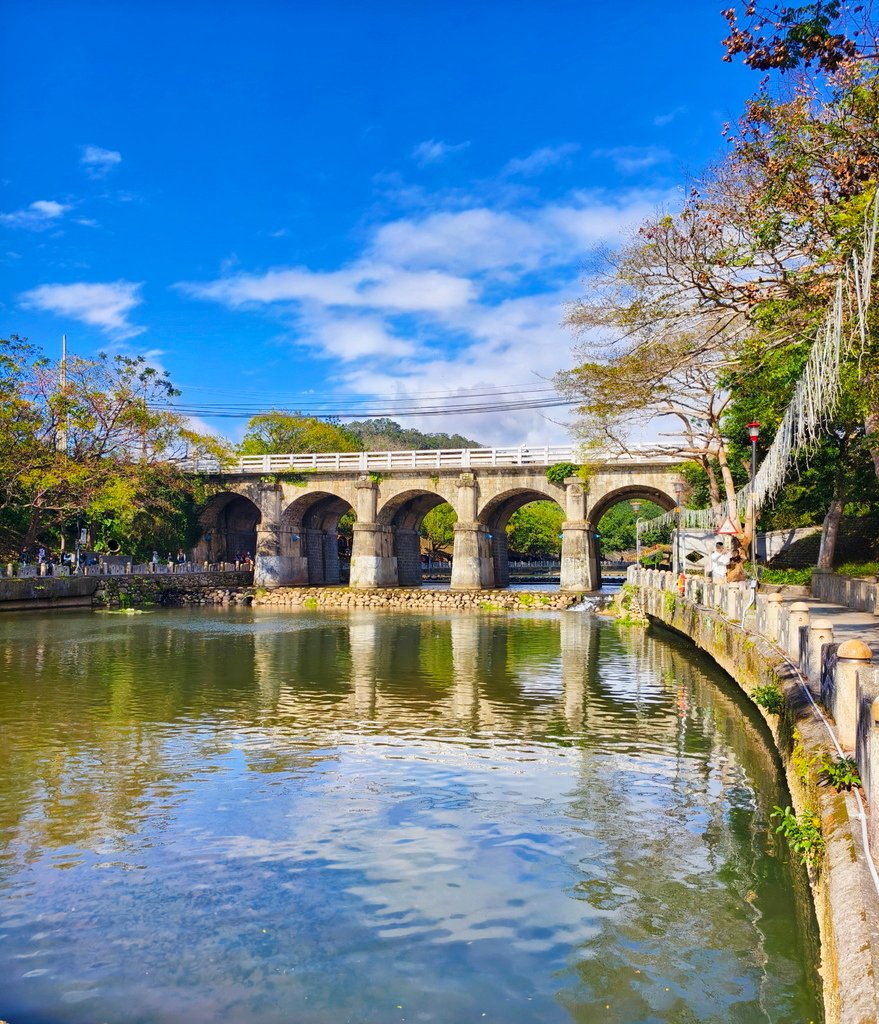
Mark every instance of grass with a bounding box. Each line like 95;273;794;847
835;560;879;579
759;566;814;586
759;560;879;586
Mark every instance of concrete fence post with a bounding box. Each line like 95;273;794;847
765;593;784;644
833;639;873;749
806;619;834;694
787;602;811;661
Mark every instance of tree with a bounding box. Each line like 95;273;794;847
721;2;875;73
421;503;456;555
239;412;362;455
0;336;227;558
346;418;483;451
506;502;564;557
597;500;665;554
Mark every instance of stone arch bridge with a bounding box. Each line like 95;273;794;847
193;446;682;592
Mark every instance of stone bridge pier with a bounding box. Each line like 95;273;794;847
195;452;681;593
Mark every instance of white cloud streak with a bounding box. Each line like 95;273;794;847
80;145;122;179
592;145;673;174
411;139;470;166
20;280;146;338
0;199;71;230
502;143;579;177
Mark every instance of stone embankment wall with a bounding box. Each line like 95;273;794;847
253;587;584;612
94;571;254;607
0;575;100;611
630;568;879;1024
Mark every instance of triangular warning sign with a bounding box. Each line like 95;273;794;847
716;516;740;536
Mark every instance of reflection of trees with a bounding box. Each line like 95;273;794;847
0;605;820;1014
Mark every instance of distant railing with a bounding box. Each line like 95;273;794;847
6;561;253;580
181;444;683;475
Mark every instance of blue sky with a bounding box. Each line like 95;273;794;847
1;1;756;445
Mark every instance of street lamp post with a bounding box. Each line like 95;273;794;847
630;499;644;566
672;480;685;576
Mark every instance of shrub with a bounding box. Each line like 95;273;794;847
545;462;579;486
820;754;861;791
751;683;785;715
771;806;825;866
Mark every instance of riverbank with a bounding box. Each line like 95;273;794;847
0;572;255;611
629;573;879;1024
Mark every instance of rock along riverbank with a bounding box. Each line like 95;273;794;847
252;587;588;612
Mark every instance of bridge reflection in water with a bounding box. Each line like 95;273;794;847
0;608;822;1023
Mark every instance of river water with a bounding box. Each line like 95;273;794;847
0;608;822;1023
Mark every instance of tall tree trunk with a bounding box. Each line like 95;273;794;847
817;498;844;569
865;410;879;478
700;457;722;509
715;442;740;526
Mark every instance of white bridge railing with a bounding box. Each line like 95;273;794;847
184;445;682;475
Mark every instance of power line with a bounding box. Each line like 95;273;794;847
151;395;578;419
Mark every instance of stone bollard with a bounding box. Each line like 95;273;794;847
833;639;873;749
787;602;811;661
805;619;834;694
765;593;784;644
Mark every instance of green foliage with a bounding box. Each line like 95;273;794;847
771;806;825;866
751;683;786;715
835;561;879;578
791;729;820;784
759;567;814;585
346;418;482;451
421;503;456;554
240;412;362;455
820;754;862;791
0;335;227;559
545;462;579;486
597;499;665;553
506;501;563;556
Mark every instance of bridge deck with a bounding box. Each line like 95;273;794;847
189;445;682;475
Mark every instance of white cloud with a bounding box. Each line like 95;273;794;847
20;280;146;338
179;186;676;444
179;265;475;314
0;199;71;230
80;145;122;179
411;139;470;166
593;145;673;174
502;143;579;178
653;106;687;127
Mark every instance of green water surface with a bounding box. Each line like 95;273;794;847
0;608;822;1023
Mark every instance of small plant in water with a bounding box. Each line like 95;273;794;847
820;753;861;791
771;805;825;866
751;683;785;715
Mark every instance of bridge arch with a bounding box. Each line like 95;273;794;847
281;490;354;585
376;489;458;587
587;484;677;525
477;487;565;589
197;491;262;562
